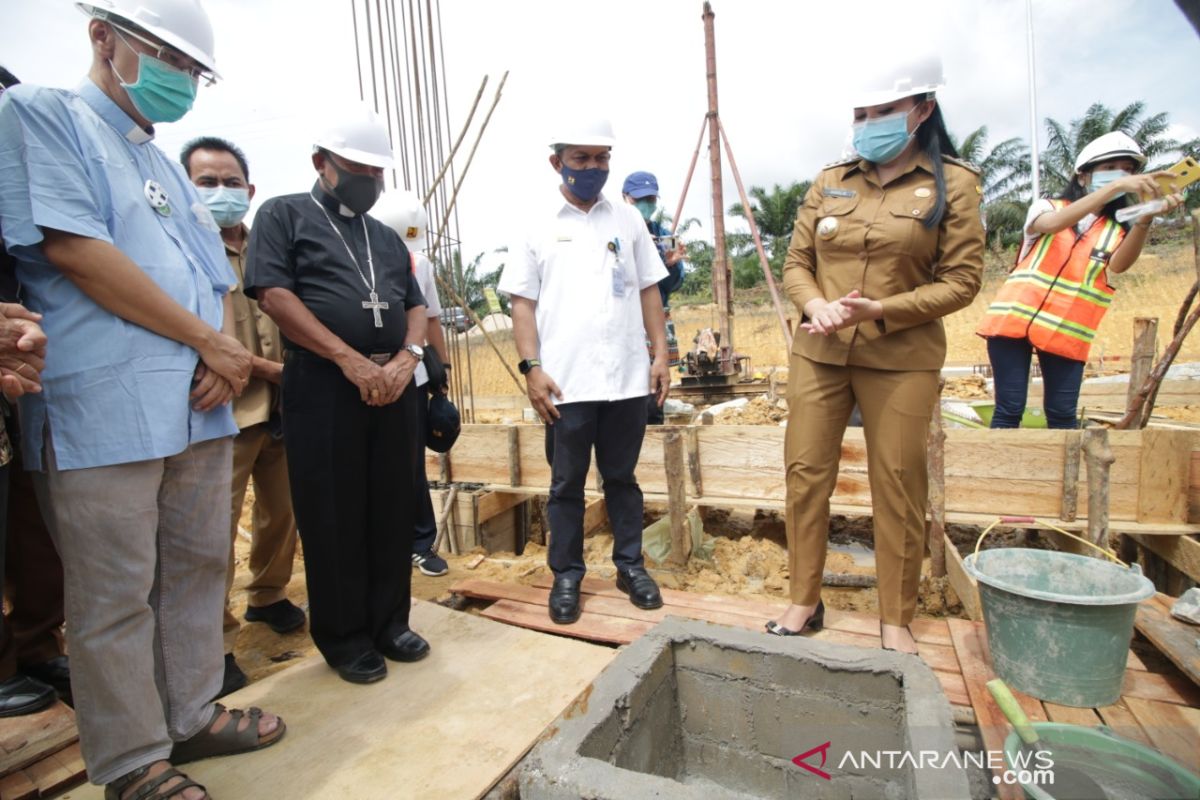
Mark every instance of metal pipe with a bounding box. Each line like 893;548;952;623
718;119;792;351
702;1;733;364
1026;0;1040;200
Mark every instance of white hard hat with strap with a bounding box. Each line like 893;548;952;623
1074;131;1146;173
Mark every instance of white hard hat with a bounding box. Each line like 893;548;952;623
313;104;395;169
1074;131;1146;173
548;117;616;149
78;0;219;78
852;54;945;108
373;190;428;251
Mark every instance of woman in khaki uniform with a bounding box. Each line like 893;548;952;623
767;56;984;653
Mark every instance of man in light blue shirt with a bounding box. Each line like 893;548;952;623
0;2;284;796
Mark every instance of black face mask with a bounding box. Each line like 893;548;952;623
327;158;383;215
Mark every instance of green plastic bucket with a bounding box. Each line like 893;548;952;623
964;548;1154;707
1003;723;1200;799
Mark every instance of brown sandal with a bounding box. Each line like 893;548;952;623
171;703;286;765
105;763;208;800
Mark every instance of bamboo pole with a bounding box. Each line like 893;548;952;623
432;484;459;554
421;75;488;207
670;116;709;237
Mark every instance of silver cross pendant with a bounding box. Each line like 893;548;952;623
362;291;390;328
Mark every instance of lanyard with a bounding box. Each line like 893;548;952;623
308;192;376;296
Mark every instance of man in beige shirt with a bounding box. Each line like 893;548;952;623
183;137;303;694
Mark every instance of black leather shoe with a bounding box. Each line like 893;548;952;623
549;577;582;624
0;673;57;717
244;598;307;634
616;567;663;610
216;653;247;699
23;655;71;703
336;650;387;684
378;630;430;663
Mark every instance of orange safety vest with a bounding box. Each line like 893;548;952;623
975;200;1125;362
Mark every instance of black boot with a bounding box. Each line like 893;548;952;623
0;673;56;717
216;653;247;699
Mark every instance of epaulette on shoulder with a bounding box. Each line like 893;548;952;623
820;156;859;171
941;154;982;175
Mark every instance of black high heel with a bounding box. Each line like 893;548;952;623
765;600;825;636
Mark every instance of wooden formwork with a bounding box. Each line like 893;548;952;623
427;425;1200;527
428;424;1200;617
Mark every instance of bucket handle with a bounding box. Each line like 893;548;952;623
973;516;1129;567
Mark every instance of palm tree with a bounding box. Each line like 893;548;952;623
955;126;1031;204
728;181;811;283
1041;101;1191;196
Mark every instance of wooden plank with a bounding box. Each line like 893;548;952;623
1138;429;1194;523
663;428;690;566
479;599;651;645
1123;696;1200;778
1130;533;1200;582
934;669;972;709
946;618;1024;800
1060;430;1081;522
475;490;533;525
1121;665;1200;707
1135;593;1200;687
943;532;981;621
0;702;76;778
1042;703;1102;727
24;745;82;797
529;574;957;647
0;771;37;800
59;601;615;800
1095;698;1154;747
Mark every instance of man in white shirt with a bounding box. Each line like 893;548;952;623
498;118;670;624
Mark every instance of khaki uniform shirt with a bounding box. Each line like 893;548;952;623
227;225;283;429
782;152;985;371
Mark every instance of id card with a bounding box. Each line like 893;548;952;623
611;267;626;297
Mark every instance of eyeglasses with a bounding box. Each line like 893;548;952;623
110;22;216;86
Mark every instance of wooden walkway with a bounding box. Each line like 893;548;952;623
451;577;1200;799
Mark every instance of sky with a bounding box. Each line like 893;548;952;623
3;0;1199;276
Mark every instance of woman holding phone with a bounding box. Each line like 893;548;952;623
976;131;1186;429
769;55;984;653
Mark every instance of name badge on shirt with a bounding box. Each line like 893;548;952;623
144;179;172;217
612;267;626;297
821;187;856;198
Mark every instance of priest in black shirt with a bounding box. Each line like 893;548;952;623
244;109;430;684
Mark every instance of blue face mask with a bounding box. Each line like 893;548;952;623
111;31;198;123
1088;169;1130;195
197;186;250;229
634;198;656;221
852;108;916;165
560;164;608;202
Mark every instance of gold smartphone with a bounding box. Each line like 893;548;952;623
1155;156;1200;194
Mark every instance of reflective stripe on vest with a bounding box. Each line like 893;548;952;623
975;200;1124;361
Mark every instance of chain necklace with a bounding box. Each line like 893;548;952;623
309;192;389;327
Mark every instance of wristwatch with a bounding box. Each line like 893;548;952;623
518;358;542;375
405;343;425;361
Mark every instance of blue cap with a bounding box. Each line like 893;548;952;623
622;171;659;199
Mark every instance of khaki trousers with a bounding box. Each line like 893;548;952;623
224;423;298;653
784;355;938;626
